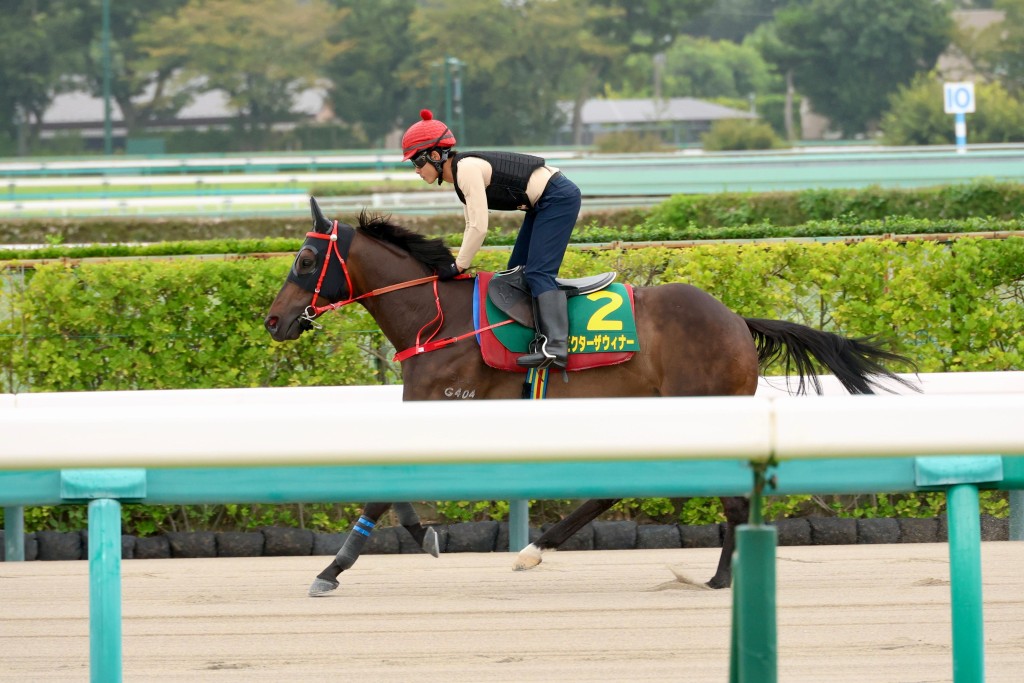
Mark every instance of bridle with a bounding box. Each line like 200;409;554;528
293;220;355;327
291;219;508;360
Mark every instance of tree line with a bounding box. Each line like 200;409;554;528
1;0;1021;154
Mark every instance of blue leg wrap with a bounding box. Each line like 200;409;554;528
334;516;375;569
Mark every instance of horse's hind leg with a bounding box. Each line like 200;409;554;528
706;496;750;589
394;502;440;557
513;498;618;571
309;502;391;597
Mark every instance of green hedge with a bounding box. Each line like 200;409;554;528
3;215;1023;263
2;180;1022;248
0;208;642;247
647;180;1024;228
0;258;397;392
3;237;1022;393
571;215;1024;245
2;236;1021;533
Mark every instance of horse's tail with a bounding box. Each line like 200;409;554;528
743;317;919;395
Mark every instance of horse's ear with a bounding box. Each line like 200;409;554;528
309;196;332;233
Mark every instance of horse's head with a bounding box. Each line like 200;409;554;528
264;197;356;342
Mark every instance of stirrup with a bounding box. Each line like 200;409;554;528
517;334;565;370
517;339;552;369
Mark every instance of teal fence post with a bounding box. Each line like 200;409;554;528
1009;490;1024;541
947;484;985;683
729;549;741;683
508;499;529;552
89;498;123;683
915;456;1000;683
3;506;25;561
729;459;778;683
733;526;778;683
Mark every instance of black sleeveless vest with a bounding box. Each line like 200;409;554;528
451;151;546;211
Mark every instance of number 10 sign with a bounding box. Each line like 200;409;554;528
944;82;975;114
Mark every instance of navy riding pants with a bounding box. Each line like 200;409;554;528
506;173;581;296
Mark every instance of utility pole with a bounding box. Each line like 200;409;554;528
102;0;112;155
443;56;465;144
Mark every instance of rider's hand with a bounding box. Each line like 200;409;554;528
436;261;462;280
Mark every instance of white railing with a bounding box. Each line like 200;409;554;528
1;376;1022;682
2;372;1022;470
0;392;1022;470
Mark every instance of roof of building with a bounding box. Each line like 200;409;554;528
559;97;756;126
41;86;327;125
951;8;1004;32
937;9;1007;81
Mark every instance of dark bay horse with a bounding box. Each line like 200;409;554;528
264;198;916;597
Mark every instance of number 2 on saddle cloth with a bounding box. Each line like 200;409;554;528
473;270;640;374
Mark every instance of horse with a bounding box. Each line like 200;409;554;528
264;197;916;597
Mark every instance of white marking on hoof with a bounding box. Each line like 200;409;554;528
308;578;339;597
512;543;544;571
423;527;440;558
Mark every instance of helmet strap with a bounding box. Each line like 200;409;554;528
431;149;450;185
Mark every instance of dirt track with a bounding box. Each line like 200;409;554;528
2;543;1023;682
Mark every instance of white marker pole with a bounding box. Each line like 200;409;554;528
944;82;975;155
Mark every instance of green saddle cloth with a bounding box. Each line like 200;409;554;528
487;283;640;354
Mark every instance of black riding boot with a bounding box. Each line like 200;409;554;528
516;289;569;369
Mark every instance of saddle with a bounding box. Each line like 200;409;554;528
474;271;639;373
487;266;617;328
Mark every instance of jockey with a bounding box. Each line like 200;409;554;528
401;109;582;370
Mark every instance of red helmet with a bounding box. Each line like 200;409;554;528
401;109;456;160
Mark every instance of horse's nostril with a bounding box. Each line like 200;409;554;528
265;316;278;331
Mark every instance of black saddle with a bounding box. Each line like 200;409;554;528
488;266;617;328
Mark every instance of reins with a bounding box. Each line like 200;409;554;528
301;220;514;362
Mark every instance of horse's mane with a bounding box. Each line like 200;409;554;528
355;210;454;269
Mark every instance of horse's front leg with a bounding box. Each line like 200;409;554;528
707;496;750;589
513;498;618;570
310;503;391;597
309;503;440;597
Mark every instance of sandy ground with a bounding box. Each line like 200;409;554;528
2;543;1023;682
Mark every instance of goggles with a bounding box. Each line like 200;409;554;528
410;151;432;169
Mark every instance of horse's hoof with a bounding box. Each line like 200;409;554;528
308;577;340;597
512;543;543;571
705;576;731;590
422;527;440;558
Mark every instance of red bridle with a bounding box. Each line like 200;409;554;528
298;220;508;361
298;220;356;321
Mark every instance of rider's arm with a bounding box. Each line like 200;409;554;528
454;157;491;271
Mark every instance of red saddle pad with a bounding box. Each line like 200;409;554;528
475;271;637;373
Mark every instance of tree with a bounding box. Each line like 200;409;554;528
395;0;721;147
63;0;195;136
771;0;952;136
616;36;779;100
683;0;788;42
0;1;82;152
139;0;349;136
747;21;804;140
409;0;611;146
567;0;717;143
880;72;1024;145
321;0;417;148
959;0;1024;97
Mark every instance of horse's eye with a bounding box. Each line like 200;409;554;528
294;249;318;275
